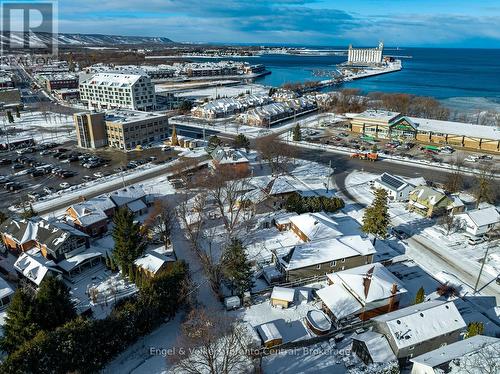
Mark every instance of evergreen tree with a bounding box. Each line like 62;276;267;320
128;264;135;282
0;288;39;354
112;207;146;273
6;111;14;123
292;123;302;141
233;134;250;151
361;188;390;245
207;135;222;153
221;238;253;296
414;286;425;304
465;321;484;339
36;276;77;332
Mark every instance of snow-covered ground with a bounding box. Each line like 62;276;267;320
1;111;74;144
168;83;269;100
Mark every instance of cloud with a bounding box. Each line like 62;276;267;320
54;0;500;47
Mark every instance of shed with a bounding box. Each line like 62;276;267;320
257;322;283;348
270;286;295;308
224;295;241;310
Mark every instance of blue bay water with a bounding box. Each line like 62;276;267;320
192;48;500;112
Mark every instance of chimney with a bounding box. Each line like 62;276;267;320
363;266;375;298
387;283;398;312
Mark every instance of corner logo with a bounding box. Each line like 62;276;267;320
1;1;58;57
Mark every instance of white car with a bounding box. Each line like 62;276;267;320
59;182;70;189
93;172;104;178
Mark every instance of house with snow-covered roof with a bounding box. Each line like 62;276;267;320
109;185;148;216
408;186;453;217
134;246;176;278
289;211;342;242
1;218;89;261
410;335;500;374
316;262;407;321
275;235;376;282
0;276;14;308
374;173;416;201
372;300;466;363
455;206;500;237
14;249;63;287
65;196;115;237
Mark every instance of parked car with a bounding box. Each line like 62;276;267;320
11;163;24;170
61;171;77;178
59;182;70;189
43;186;54;194
0;159;12;165
93;172;104;178
31;170;45;177
468;236;485;246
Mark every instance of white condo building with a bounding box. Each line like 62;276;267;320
79;72;156;111
348;42;384;65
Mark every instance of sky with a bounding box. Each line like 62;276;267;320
16;0;500;47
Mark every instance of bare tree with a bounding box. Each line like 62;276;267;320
143;199;176;248
255;134;297;175
177;192;208;251
170;308;256;374
449;343;500;374
473;164;496;208
444;171;464;194
439;213;456;235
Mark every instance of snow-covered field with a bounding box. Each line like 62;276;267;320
2;111;74;144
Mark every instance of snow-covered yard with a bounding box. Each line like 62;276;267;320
2;111;74;144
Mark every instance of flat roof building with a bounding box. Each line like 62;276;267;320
79;72;156;111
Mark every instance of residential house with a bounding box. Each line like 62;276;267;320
410;335;500;374
270;286;295;308
109;186;148;216
456;206;500;237
274;212;298;231
0;276;14;308
209;146;250;175
289;211;342;242
1;218;89;261
57;251;104;279
65;196;115;237
134;247;176;278
316;263;407;321
1;218;40;253
14;249;63;287
372;300;466;363
352;330;397;365
275;236;376;282
373;173;416;201
408;186;453;217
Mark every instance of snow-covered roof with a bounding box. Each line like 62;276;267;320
211;147;249;165
409;116;500;141
0;276;14;300
410;335;500;368
317;281;361;319
134;250;175;275
327;263;407;304
373;301;466;350
409;186;448;206
280;235;376;271
257;322;282;343
0;218;39;245
126;199;147;213
271;286;295;302
68;200;108;226
109;185;146;207
274;212;298;226
289;212;342;241
14;250;62;286
461;207;500;228
353;331;396;363
81;72;146;87
57;251;102;272
353;110;400;123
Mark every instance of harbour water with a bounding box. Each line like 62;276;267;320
245;48;500;113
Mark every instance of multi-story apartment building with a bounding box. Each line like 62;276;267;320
74;109;169;151
79;72;156;111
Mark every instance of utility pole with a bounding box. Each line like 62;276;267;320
473;239;498;294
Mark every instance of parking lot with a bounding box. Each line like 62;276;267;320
302;123;499;169
0;140;178;211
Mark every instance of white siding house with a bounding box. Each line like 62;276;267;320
373;173;415;201
456;206;500;236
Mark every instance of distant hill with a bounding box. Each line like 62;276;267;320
0;31;175;48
